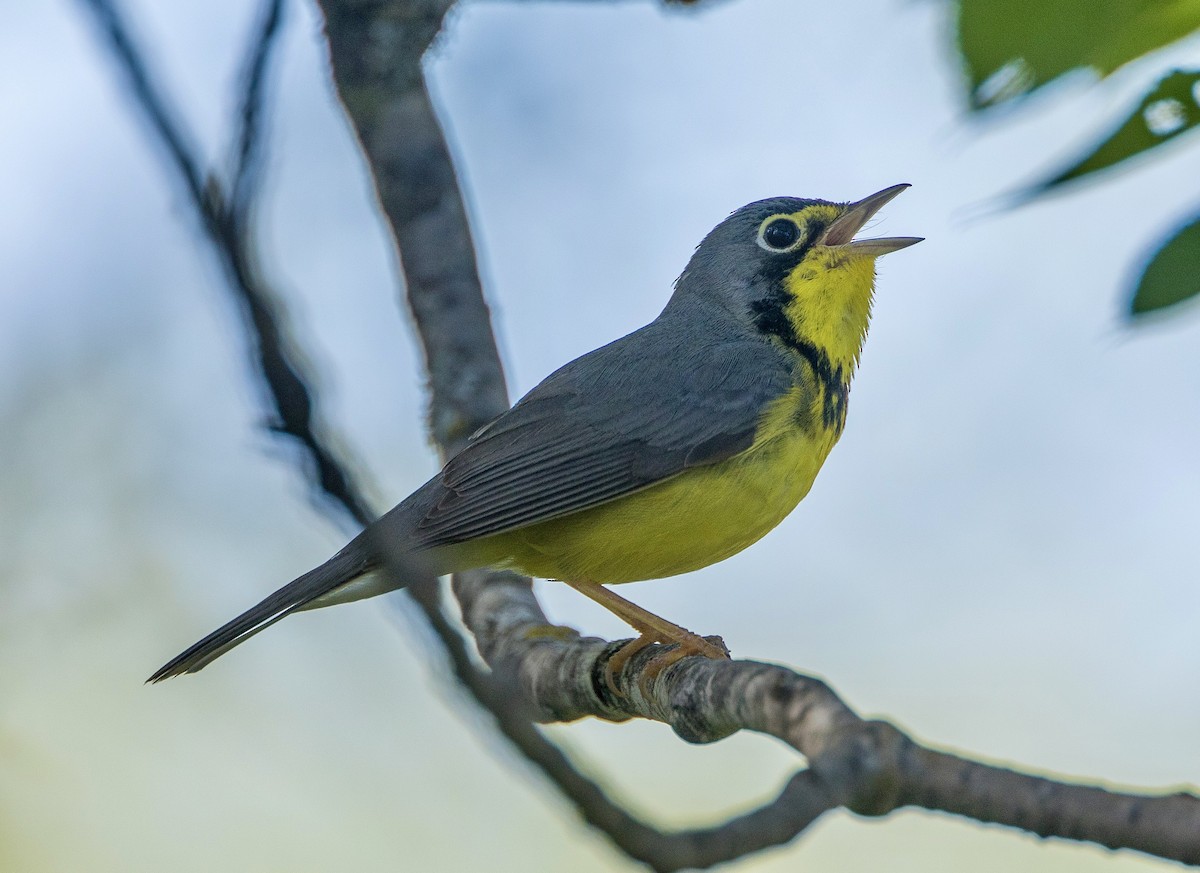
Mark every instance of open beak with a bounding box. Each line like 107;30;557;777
821;183;922;257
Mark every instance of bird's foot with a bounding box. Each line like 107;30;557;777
605;630;729;696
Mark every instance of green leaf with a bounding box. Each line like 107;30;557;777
958;0;1200;109
1130;215;1200;317
1028;69;1200;194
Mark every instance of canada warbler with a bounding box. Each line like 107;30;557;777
151;185;920;683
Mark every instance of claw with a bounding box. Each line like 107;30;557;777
605;631;729;697
556;578;730;696
605;633;656;695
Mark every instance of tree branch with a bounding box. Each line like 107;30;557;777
230;0;286;224
318;0;509;450
468;566;1200;862
78;0;374;532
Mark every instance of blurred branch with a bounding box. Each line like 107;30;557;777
78;0;206;207
230;0;286;223
317;0;509;451
78;0;374;531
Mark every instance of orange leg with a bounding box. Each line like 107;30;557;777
559;579;729;693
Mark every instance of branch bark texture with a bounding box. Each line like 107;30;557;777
320;0;509;449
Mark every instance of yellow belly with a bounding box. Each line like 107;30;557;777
457;389;841;584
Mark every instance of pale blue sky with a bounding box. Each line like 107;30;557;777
2;2;1199;871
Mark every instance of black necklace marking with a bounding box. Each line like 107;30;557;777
749;283;848;434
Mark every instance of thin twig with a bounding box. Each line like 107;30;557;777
79;0;374;530
230;0;286;223
78;0;206;206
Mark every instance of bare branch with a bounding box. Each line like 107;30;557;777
318;0;509;450
230;0;286;224
78;0;206;208
78;0;374;531
405;567;841;872
456;570;1200;867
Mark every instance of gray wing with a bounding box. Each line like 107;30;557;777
148;317;793;681
414;320;793;546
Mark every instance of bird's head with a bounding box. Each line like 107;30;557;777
672;184;921;375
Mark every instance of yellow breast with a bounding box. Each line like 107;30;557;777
490;385;842;584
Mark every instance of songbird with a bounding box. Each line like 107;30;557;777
150;185;920;685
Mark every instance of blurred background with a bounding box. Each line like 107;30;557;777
2;1;1199;870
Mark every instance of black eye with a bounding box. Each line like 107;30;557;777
761;218;800;251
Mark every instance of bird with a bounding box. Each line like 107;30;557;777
150;184;920;685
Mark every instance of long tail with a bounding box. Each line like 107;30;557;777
148;539;377;682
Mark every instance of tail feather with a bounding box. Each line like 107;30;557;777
148;542;375;682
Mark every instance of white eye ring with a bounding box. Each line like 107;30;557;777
756;216;804;253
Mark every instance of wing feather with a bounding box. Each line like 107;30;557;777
414;320;793;547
